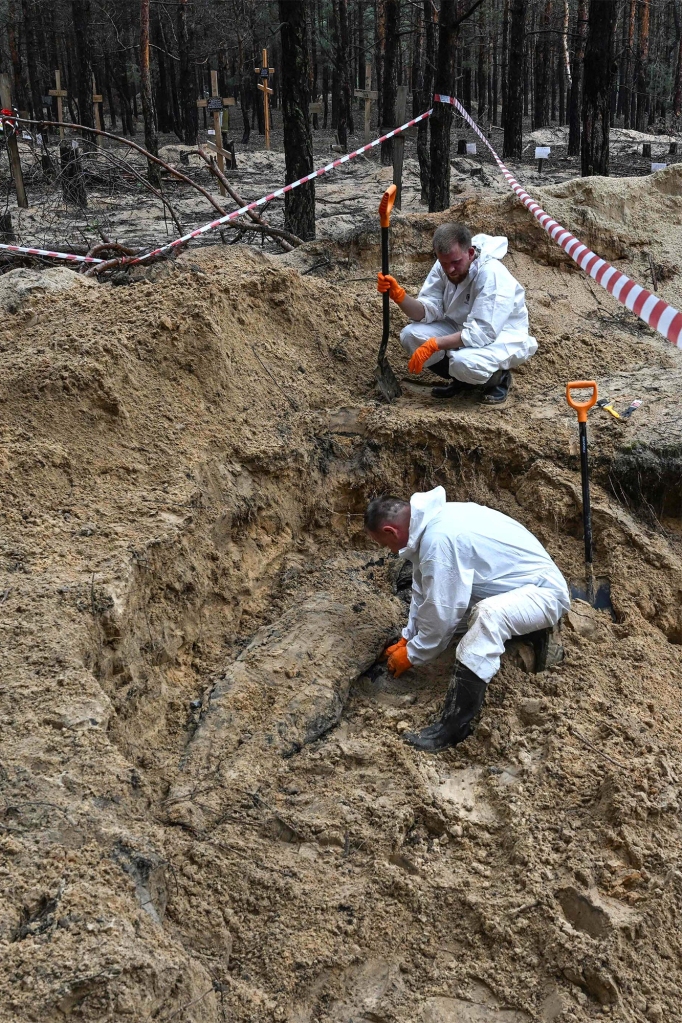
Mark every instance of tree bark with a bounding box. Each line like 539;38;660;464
581;0;618;176
178;0;197;144
428;0;458;211
72;0;94;128
635;0;650;131
477;6;486;121
674;1;682;120
503;0;525;158
140;0;160;186
380;0;400;164
417;0;435;203
278;0;315;240
567;0;587;156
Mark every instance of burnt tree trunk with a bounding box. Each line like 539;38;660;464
139;0;160;185
339;0;353;143
278;0;315;240
380;0;400;164
417;0;435;203
503;0;525;158
72;0;94;128
581;0;618;176
674;1;682;121
635;0;650;131
178;0;197;144
428;0;458;211
567;0;588;156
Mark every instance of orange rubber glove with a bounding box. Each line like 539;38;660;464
387;643;412;678
408;337;440;375
377;272;406;304
383;636;407;660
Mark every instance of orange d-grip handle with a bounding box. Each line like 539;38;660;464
379;184;397;228
566;380;598;423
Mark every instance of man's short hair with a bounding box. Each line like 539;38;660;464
364;495;409;532
433;222;472;255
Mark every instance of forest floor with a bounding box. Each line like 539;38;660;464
1;111;682;1023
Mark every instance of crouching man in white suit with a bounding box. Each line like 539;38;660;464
365;487;570;752
377;222;537;406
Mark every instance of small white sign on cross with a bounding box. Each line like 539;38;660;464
535;146;551;160
466;143;477;155
651;162;667;172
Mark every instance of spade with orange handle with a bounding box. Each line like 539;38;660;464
375;184;402;402
566;381;598;605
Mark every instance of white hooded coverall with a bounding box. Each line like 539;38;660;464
400;488;570;683
399;234;538;385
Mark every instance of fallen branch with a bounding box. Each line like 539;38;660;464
80;146;183;235
15;115;228;217
86;242;138;259
220;219;303;248
197;147;302;250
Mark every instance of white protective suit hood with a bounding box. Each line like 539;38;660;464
470;233;508;268
400;486;446;562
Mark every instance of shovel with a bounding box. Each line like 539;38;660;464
566;380;613;613
375;184;402;402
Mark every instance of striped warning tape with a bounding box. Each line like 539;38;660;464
0;242;103;264
0;108;433;267
435;93;682;349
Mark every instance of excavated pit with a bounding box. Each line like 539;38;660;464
2;173;682;1022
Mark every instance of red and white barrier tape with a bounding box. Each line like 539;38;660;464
0;242;103;264
435;93;682;349
0;109;432;267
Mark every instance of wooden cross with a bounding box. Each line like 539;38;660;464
354;63;377;145
255;48;274;150
92;75;103;146
48;69;67;138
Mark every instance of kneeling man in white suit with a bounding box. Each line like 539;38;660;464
365;487;569;752
377;222;537;406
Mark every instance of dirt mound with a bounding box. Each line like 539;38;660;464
1;188;682;1023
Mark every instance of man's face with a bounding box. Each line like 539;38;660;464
436;242;476;284
366;519;410;555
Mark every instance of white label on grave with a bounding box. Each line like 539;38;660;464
651;162;667;172
207;129;216;136
466;143;477;155
535;146;551;160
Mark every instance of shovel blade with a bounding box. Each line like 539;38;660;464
570;576;614;617
375;359;402;402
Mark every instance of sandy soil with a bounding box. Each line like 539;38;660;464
0;152;681;1023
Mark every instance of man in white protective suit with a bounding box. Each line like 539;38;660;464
364;487;570;752
376;222;537;406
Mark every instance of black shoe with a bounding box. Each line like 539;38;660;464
479;369;512;406
403;663;487;752
431;379;477;399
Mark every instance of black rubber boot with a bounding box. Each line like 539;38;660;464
403;663;487;752
479;369;512;406
524;625;563;672
431;378;477;399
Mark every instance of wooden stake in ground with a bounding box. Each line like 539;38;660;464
255;48;274;150
208;70;226;195
0;74;28;209
392;84;409;209
48;70;67;140
354;63;377;145
92;75;103;146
